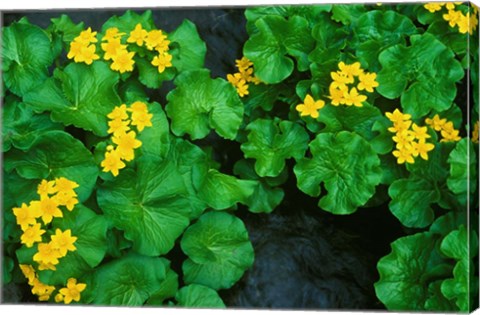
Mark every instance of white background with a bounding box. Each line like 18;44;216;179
0;0;479;315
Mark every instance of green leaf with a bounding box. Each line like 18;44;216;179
169;19;207;72
388;176;439;228
243;16;294;84
165;69;243;140
136;56;175;89
2;95;62;152
377;33;464;118
2;21;54;96
241;118;309;177
91;253;168;306
427;21;468;55
316;103;384;141
146;264;178;305
294;131;382;215
353;10;417;71
175;284;225;308
23;61;122;136
101;10;156;34
309;13;347;67
440;225;477;312
447;138;477;206
282;15;315;72
38;205;108;285
50;14;85;43
331;4;367;25
137;101;170;158
181;211;254;290
233;159;284;214
424;280;457;311
3;256;14;284
375;232;451;311
98;138;208;253
197;169;256;210
4;130;99;202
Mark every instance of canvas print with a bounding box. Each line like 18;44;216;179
1;1;479;312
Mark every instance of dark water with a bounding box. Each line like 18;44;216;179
2;7;405;310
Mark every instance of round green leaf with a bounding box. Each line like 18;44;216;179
447;138;477;206
38;205;108;285
23;61;122;136
169;19;207;72
3;130;99;202
165;69;243;140
375;232;451;311
2;95;61;152
91;253;168;306
243;15;294;84
2;21;54;96
388;176;440;228
241;118;309;177
197;169;256;210
175;284;225;308
377;33;464;118
294;131;382;214
181;211;254;290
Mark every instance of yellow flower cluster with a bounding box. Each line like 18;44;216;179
101;101;152;176
227;57;261;97
425;114;462;142
20;265;85;304
67;24;173;74
67;27;100;65
424;2;478;34
101;27;135;73
472;121;479;143
13;178;82;302
386;109;435;164
328;62;378;107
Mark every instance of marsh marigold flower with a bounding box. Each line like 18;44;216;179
110;50;135;73
128;23;148;46
101;148;126;177
151;53;173;73
59;278;86;304
50;229;77;257
296;94;325;119
21;223;46;248
33;242;62;266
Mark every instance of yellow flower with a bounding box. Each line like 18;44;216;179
108;118;131;135
21;223;46;247
107;104;129;120
412;140;435;160
59;278;86;305
343;87;367;107
425;114;447;131
55;293;64;303
31;278;56;301
338;61;363;79
392;129;415;150
127;23;148;46
67;41;83;62
331;71;354;86
328;84;347;106
33;242;62;266
36;196;63;224
386;108;411;123
53;191;78;211
239;67;254;82
112;131;142;161
130;102;153;132
151;53;173;73
357;72;379;93
110;50;135;73
101;148;126;176
101;38;127;61
236;81;250;97
145;30;168;50
76;27;98;45
424;3;445;13
472;121;479;143
19;264;36;285
411;123;431;141
37;179;56;197
440;128;461;142
227;73;244;86
236;57;253;72
50;229;77;257
38;262;57;271
295;94;325;119
102;27;124;42
443;9;462;27
54;177;79;194
78;44;100;65
13;202;41;230
392;148;415;164
155;39;171;54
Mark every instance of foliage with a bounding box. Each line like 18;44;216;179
2;2;478;311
